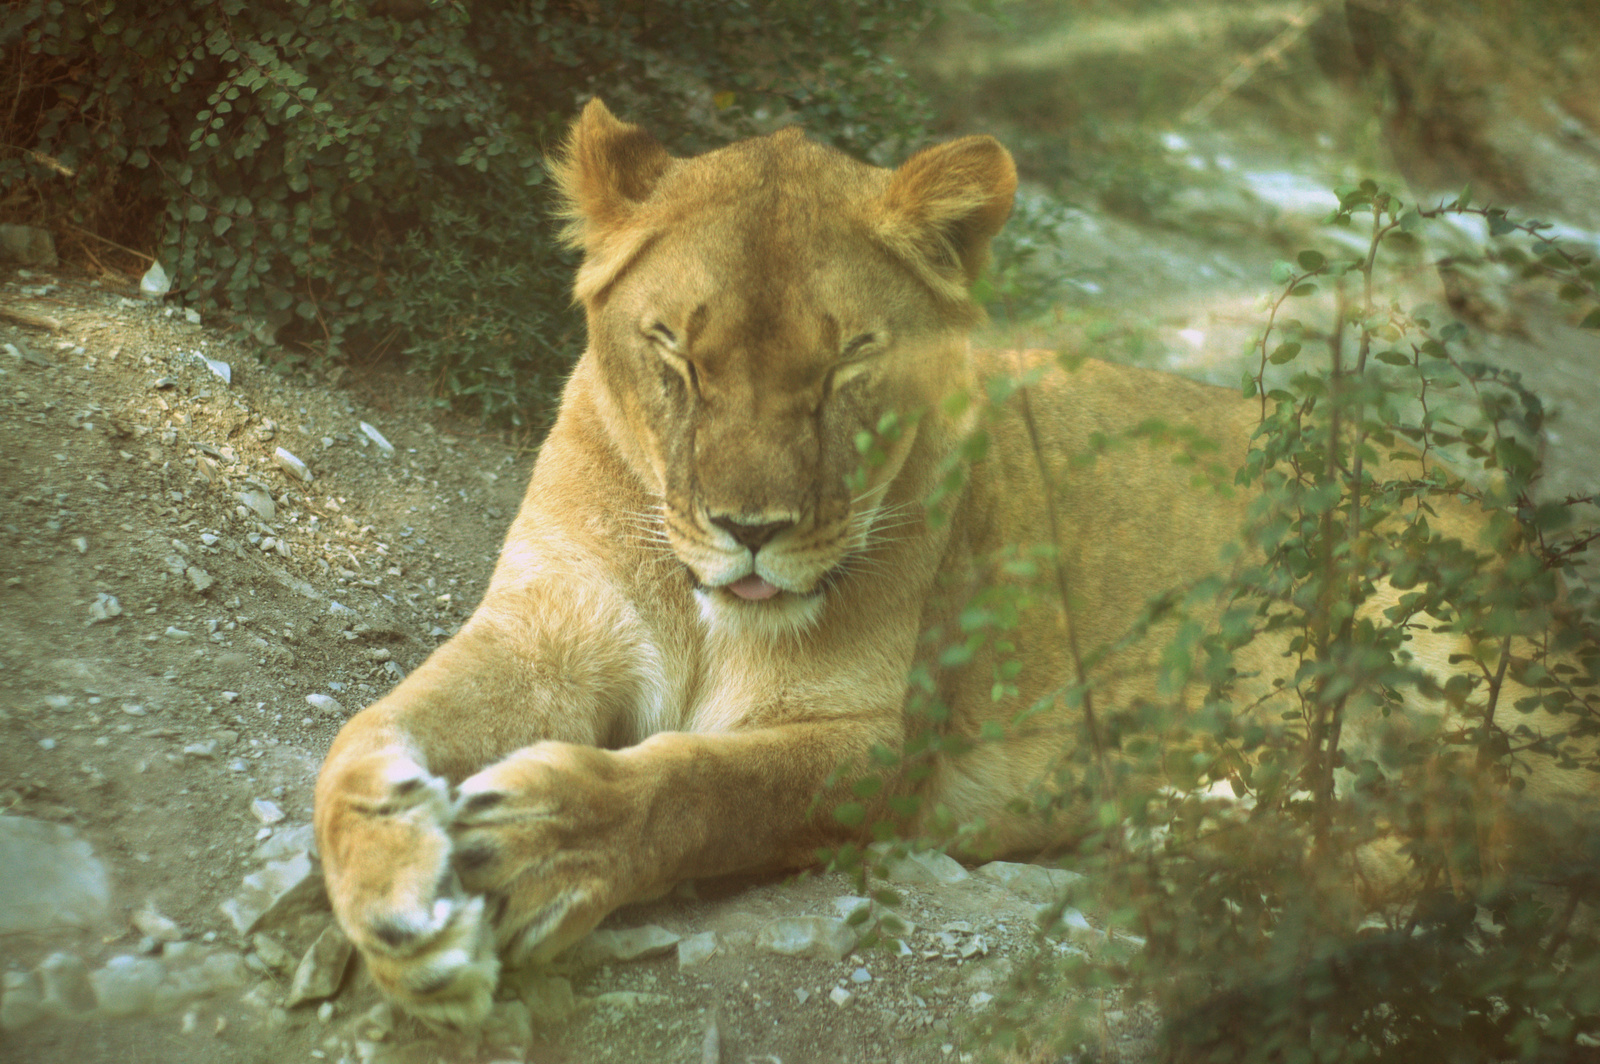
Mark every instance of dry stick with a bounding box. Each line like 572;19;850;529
1180;3;1326;126
1012;363;1115;800
0;306;62;332
62;222;155;263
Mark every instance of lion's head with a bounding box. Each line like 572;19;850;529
554;99;1016;636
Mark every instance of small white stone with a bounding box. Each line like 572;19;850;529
828;987;852;1006
251;799;286;825
358;422;395;457
272;447;312;483
305;693;345;717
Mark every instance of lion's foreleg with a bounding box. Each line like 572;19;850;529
448;720;891;963
313;606;635;1025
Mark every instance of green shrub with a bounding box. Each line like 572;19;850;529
2;0;934;423
838;183;1600;1063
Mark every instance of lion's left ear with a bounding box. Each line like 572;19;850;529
874;136;1018;305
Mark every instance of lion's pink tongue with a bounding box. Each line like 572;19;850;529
727;574;780;601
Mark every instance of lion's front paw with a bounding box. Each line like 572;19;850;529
316;752;500;1026
451;743;626;965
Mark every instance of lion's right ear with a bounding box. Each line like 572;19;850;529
552;99;672;249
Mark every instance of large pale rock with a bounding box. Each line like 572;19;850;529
220;851;326;935
1;969;44;1031
570;924;681;967
38;952;97;1018
0;817;111;934
484;999;532;1048
676;931;718;969
974;860;1085;903
519;974;577;1024
286;923;353;1006
871;844;970;887
755;916;857;962
90;955;165;1018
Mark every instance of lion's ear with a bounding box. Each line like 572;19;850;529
875;136;1018;305
553;98;673;248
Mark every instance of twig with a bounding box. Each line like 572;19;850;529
0;306;62;332
62;222;155;263
1181;3;1325;126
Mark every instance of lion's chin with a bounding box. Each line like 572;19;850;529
693;583;827;640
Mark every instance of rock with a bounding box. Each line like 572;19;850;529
359;421;395;457
90;954;165;1017
200;355;230;384
593;990;671;1011
0;817;111;934
755;916;857;962
219;851;327;936
676;930;718;969
153;948;248;1012
305;693;345;717
518;974;576;1024
850;967;872;984
974;860;1084;903
702;1011;721;1064
0;223;57;266
257;822;317;861
484;999;532;1048
969;991;995;1010
828;986;853;1006
251;798;286;825
237;488;276;521
132;902;182;942
1042;906;1104;946
286;923;353;1006
186;565;214;593
273;447;312;483
873;844;969;887
1;969;44;1031
251;931;292;973
571;924;681;967
356;1000;396;1040
87;592;122;623
38;952;97;1017
182;740;216;758
139;260;170;300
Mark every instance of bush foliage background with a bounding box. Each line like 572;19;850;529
847;185;1600;1062
1;0;934;423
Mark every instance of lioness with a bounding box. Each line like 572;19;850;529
314;99;1596;1024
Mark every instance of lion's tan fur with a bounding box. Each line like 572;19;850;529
314;100;1596;1025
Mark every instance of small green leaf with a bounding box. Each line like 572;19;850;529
1375;349;1409;366
833;802;866;828
1268;342;1301;365
1296;250;1325;271
1580;308;1600;329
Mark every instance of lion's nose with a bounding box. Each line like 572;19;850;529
710;515;794;552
